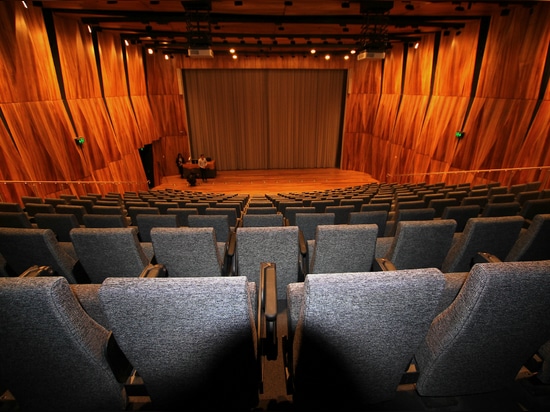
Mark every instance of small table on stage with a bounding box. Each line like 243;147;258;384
183;161;217;179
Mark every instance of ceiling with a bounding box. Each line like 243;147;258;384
33;1;542;58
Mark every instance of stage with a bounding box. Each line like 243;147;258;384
155;168;378;196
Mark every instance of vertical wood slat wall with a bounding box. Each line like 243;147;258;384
0;2;549;203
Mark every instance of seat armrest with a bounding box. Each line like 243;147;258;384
373;257;397;271
226;231;236;257
257;262;278;394
139;263;168;278
221;234;236;276
298;230;309;279
472;252;502;264
19;265;55;278
235;217;243;228
258;262;278;360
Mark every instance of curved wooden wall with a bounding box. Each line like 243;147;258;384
0;2;549;203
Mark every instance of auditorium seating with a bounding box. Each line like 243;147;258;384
441;216;524;273
284;269;445;409
70;227;166;283
99;276;262;411
0;276;130;412
0;228;85;283
415;260;550;397
242;213;285;227
308;224;378;274
135;214;178;242
374;220;456;271
151;227;231;277
34;212;81;242
235;226;306;300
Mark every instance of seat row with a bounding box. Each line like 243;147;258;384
2;213;549;291
1;258;550;410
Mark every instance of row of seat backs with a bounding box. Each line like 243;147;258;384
0;275;262;411
2;214;548;295
285;260;550;408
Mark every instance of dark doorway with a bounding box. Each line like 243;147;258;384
139;144;154;189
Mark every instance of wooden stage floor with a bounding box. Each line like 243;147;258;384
155;168;378;196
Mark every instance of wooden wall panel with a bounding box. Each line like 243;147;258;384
0;2;60;103
1;101;83;181
105;97;142;153
148;95;188;139
126;45;161;146
372;94;400;139
419;95;470;162
54;14;101;99
66;98;121;169
403;34;435;96
392;95;430;149
344;94;380;134
508;100;550;184
0;115;35;202
453;98;537;173
98;32;128;98
433;21;480;97
477;6;550;99
347;59;382;94
131;96;162;146
126;45;147;96
146;53;183;95
381;43;404;95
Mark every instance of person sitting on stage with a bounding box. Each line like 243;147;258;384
187;172;197;187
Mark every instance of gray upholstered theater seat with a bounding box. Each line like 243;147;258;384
295;212;335;260
440;204;480;232
70;227;158;283
150;226;229;277
99;276;259;411
376;219;457;271
284;206;315;226
83;213;129;228
309;224;378;274
242;213;284;227
245;206;278;215
415;260;550;397
0;227;82;283
188;214;231;257
0;277;129;411
34;212;81;242
441;216;524;273
286;269;445;408
135;213;178;242
348;210;388;237
0;211;34;228
235;225;305;300
324;205;355;224
127;206;159;226
505;214;550;262
165;207;198;226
